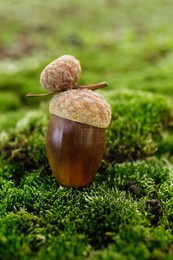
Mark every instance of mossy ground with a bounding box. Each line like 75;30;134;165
1;0;173;259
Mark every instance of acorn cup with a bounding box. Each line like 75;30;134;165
27;55;111;188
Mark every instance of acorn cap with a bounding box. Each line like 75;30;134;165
40;55;81;92
49;89;111;128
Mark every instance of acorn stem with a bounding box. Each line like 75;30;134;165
79;81;108;91
26;82;108;97
26;92;55;97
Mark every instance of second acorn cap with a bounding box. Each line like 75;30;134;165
40;55;81;92
49;89;111;128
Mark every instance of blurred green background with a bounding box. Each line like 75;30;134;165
1;0;173;111
1;0;173;259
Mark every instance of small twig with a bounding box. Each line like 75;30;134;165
26;92;55;97
26;82;108;97
79;81;108;91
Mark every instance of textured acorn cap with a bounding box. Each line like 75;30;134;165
40;55;81;92
49;89;111;128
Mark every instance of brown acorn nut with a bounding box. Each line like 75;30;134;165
46;89;111;187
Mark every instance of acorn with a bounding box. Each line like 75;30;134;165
46;89;111;187
27;55;111;187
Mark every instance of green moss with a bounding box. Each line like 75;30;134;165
90;226;173;260
105;89;173;162
0;92;21;111
1;158;173;259
0;109;49;186
36;233;91;260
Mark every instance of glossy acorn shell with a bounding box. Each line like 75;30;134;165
46;114;105;187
